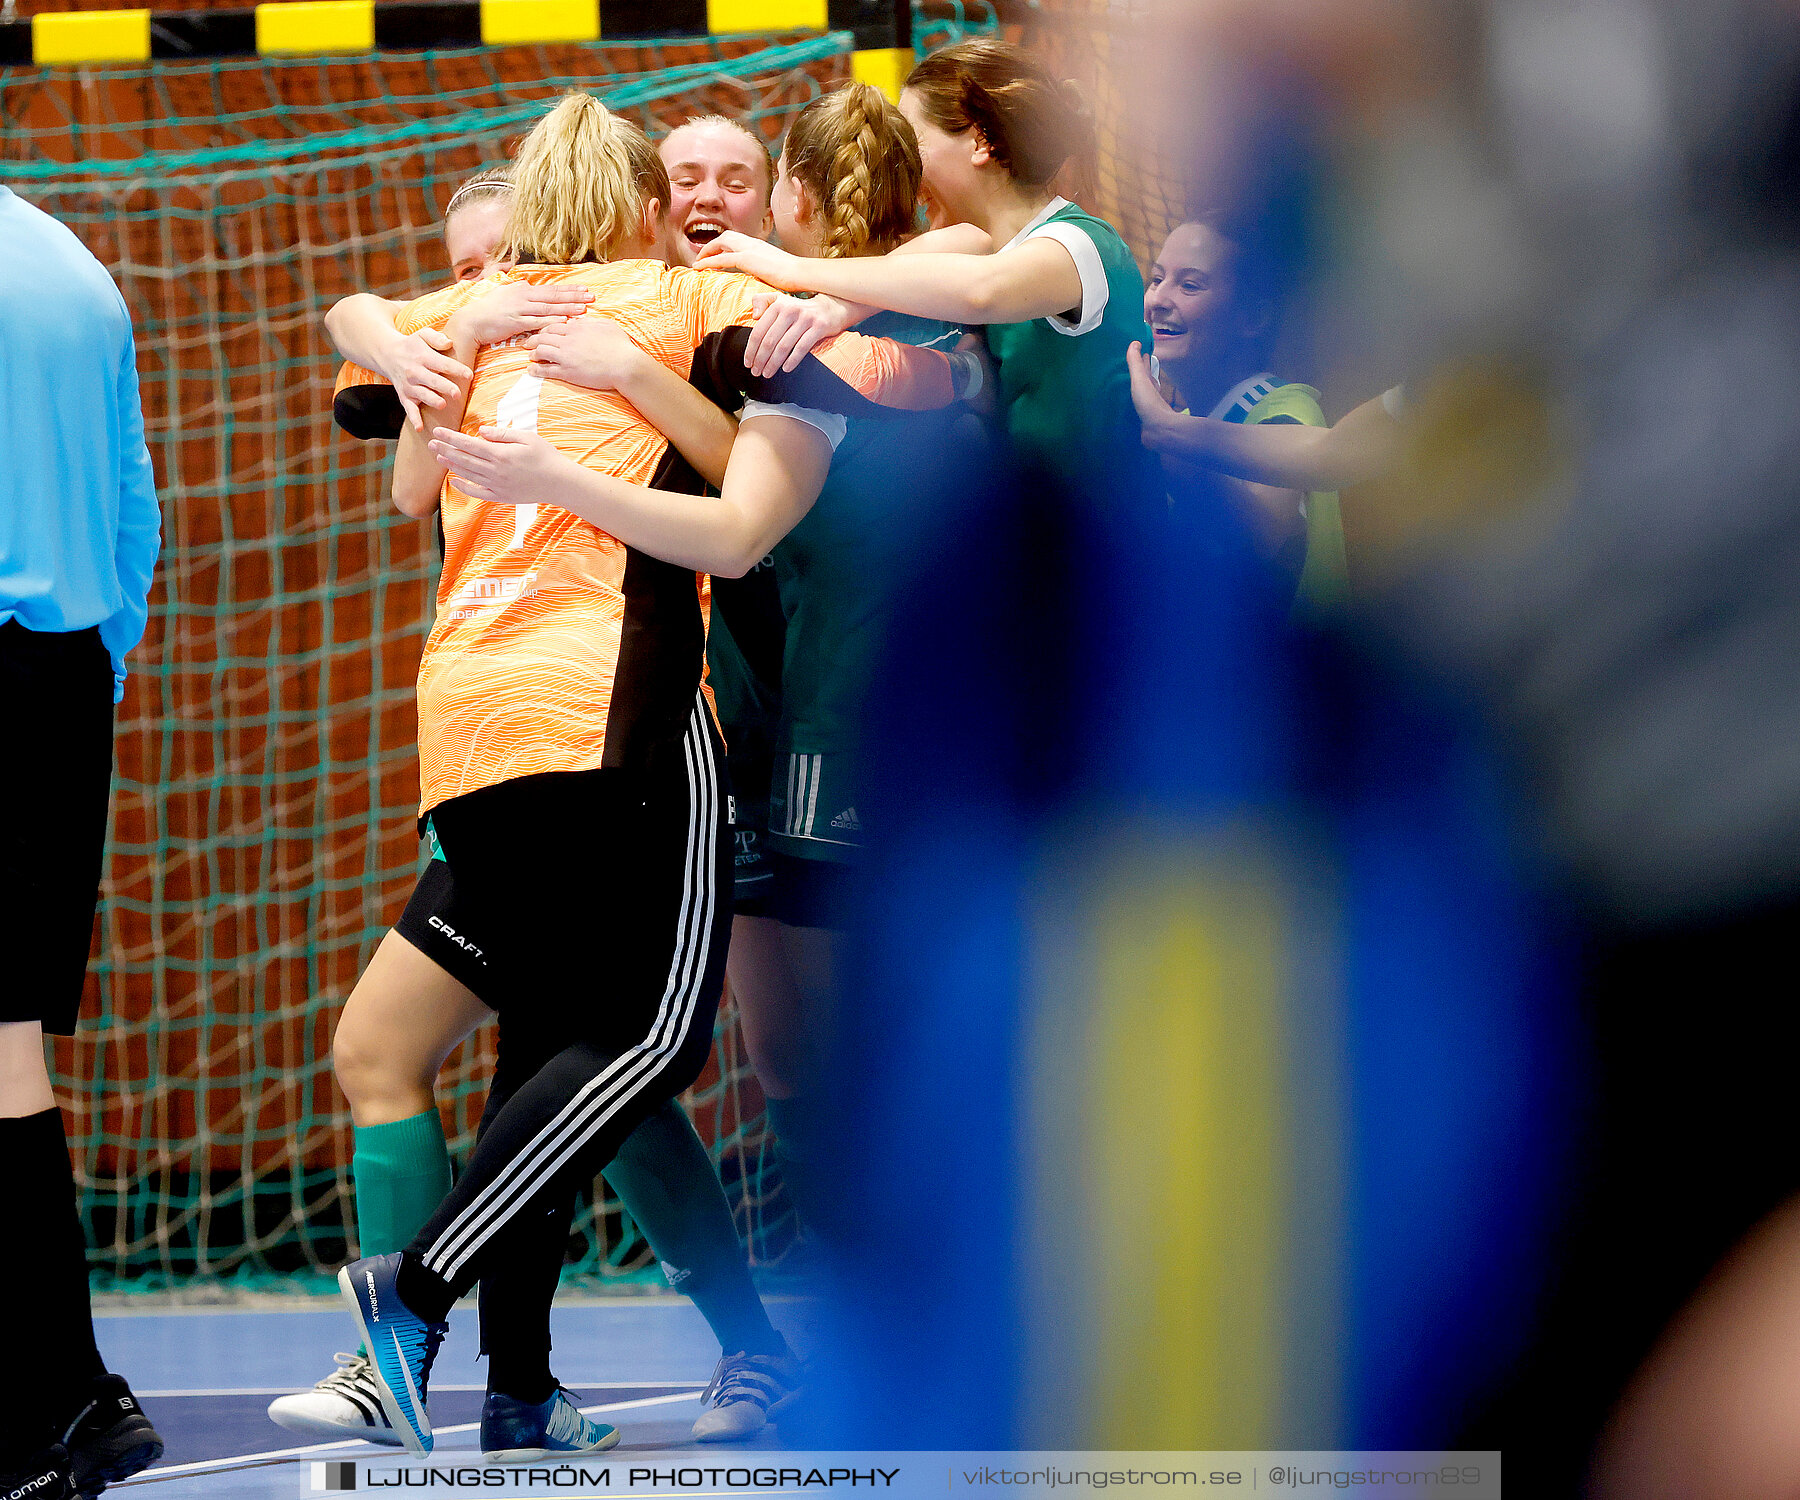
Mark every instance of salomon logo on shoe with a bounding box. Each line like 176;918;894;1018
60;1374;164;1495
1;1447;72;1500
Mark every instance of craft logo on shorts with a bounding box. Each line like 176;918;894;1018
428;914;485;960
312;1460;357;1491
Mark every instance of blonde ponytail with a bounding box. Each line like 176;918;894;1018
783;81;922;259
500;93;672;266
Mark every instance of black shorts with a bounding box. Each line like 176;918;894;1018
767;750;864;862
727;747;775;917
419;701;733;1036
0;622;115;1036
707;565;785;917
394;854;505;1007
765;849;863;932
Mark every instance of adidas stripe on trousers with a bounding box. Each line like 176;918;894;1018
407;698;732;1298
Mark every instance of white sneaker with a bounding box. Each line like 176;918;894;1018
691;1351;801;1443
268;1353;405;1446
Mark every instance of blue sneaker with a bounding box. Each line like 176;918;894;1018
337;1253;447;1454
480;1389;621;1462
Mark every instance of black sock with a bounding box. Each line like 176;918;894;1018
395;1252;457;1326
479;1195;568;1405
0;1109;105;1466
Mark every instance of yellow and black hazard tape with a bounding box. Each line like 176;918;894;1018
0;0;915;82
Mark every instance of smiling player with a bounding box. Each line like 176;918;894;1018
660;117;776;266
1136;214;1347;611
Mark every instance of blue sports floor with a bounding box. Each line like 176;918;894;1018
97;1295;807;1499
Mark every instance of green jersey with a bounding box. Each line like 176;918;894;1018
984;198;1158;499
773;310;967;757
708;562;784;757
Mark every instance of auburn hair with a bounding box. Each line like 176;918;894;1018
904;38;1095;193
782;82;922;259
500;93;672;265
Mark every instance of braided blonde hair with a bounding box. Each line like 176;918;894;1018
501;93;672;265
782;81;922;259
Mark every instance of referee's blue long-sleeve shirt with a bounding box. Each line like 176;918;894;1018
0;184;161;702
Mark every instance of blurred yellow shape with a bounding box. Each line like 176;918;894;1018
851;48;912;104
1347;359;1572;572
253;1;374;56
32;9;150;65
1026;833;1297;1448
705;0;826;34
479;0;599;44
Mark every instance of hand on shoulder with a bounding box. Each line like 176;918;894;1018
696;232;804;290
447;279;593;349
744;292;859;378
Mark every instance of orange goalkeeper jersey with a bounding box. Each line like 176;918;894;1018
335;260;955;816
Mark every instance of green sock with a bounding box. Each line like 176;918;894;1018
763;1093;823;1232
604;1100;785;1357
352;1109;453;1258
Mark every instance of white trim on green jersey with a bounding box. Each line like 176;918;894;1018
1001;195;1111;338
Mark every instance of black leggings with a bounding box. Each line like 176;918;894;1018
405;698;731;1307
